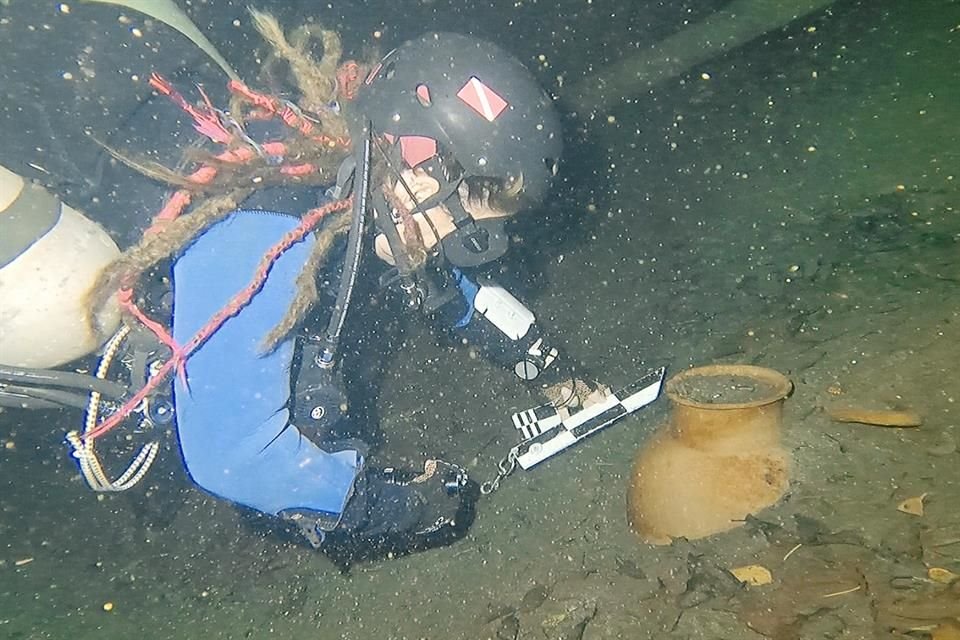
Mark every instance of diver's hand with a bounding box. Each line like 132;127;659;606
580;381;613;410
543;378;612;417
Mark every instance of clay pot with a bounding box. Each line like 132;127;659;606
627;364;793;544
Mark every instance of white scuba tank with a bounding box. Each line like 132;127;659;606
0;164;121;368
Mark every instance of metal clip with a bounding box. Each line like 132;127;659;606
480;447;520;495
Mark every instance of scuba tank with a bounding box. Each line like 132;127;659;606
0;164;121;368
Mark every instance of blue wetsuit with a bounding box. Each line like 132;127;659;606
171;209;362;520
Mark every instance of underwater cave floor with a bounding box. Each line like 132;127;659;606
2;1;960;638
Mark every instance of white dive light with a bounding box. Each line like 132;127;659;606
473;280;535;340
509;367;666;469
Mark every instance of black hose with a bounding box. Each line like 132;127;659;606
370;136;420;287
0;391;61;410
0;384;89;410
0;365;127;397
319;127;371;365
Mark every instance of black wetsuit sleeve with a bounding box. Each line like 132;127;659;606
425;268;572;386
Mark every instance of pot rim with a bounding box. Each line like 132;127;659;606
665;364;793;410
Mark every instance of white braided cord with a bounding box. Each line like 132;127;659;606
67;324;160;492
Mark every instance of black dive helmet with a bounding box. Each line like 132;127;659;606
353;32;563;267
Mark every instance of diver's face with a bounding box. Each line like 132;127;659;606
373;168;507;264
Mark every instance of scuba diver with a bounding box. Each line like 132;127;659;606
0;21;663;564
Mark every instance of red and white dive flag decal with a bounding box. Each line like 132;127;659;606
457;76;508;122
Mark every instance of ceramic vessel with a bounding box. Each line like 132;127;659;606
627;364;793;544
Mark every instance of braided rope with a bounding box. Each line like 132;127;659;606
66;324;161;492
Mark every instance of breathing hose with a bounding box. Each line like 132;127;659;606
0;384;90;410
370;136;423;307
317;126;371;367
0;364;127;397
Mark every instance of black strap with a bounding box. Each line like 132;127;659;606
0;181;62;269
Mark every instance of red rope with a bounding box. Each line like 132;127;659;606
147;190;192;234
144;73;345;233
227;80;350;148
279;163;316;176
115;288;189;387
84;197;353;442
91;74;352;440
149;73;233;144
336;61;362;101
145;142;297;234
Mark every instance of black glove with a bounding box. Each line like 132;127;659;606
321;460;479;566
